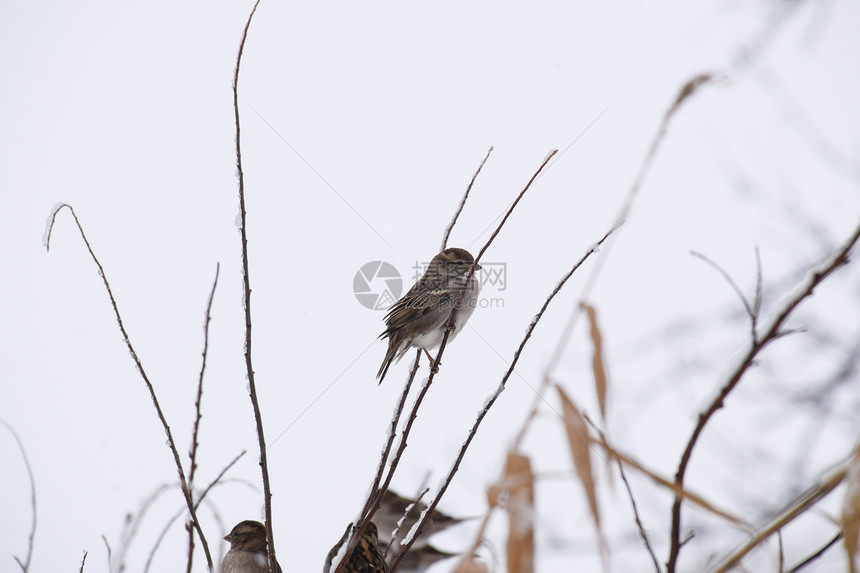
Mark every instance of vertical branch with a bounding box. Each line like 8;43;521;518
231;2;277;572
186;263;221;573
45;204;214;571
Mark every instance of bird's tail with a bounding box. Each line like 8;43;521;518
377;333;405;384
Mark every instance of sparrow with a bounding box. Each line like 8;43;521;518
324;522;389;573
220;520;282;573
377;247;481;383
375;490;465;548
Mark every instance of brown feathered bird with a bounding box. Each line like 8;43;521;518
220;520;282;573
377;247;480;383
324;522;388;573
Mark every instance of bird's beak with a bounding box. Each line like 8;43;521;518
223;534;232;542
474;263;482;271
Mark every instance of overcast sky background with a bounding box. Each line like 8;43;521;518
2;1;860;572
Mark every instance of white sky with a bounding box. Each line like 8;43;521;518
2;1;859;572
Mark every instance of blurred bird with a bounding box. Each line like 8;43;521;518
381;542;459;572
324;522;388;573
221;520;282;573
377;247;481;383
375;490;465;548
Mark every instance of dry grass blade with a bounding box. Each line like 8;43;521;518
842;444;860;573
582;304;609;422
556;385;606;560
583;418;749;527
708;463;848;573
504;452;535;573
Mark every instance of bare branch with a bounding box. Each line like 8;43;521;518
78;551;88;573
45;204;214;570
189;263;220;486
787;532;843;573
669;220;860;572
474;150;556;264
187;263;220;573
587;419;660;573
690;250;758;343
441;146;493;250
231;2;277;572
144;451;247;573
2;421;36;573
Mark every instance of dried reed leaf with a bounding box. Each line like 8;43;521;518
454;556;489;573
843;444;860;573
556;385;601;529
582;304;609;421
504;452;535;573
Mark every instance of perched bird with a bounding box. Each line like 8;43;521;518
377;247;481;383
221;520;282;573
324;522;389;573
375;490;465;548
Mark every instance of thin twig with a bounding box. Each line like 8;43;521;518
2;421;36;573
690;251;758;344
189;263;220;485
187;263;220;573
441;146;493;250
102;536;113;573
231;2;277;572
669;221;860;572
115;484;173;572
45;204;214;571
474;150;556;264
79;551;88;573
787;531;843;573
144;451;247;573
778;530;785;573
613;442;661;572
389;223;617;570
